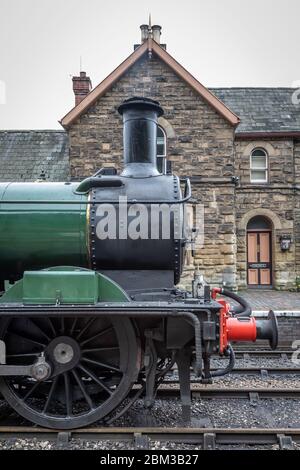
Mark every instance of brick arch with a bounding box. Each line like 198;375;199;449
238;208;282;231
242;141;279;158
158;117;176;138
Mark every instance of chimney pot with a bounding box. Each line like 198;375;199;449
140;24;149;42
152;25;162;44
72;71;92;106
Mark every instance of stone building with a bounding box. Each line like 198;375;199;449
1;25;300;291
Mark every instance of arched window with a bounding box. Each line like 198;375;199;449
247;215;272;231
156;126;167;173
250;148;268;183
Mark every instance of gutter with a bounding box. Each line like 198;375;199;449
235;131;300;140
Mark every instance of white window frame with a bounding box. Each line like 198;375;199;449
250;148;268;183
156;126;167;174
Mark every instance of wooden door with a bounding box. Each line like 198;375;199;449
247;231;272;286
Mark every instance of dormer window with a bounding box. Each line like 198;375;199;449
250;148;268;183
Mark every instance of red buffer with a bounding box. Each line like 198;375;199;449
212;288;278;354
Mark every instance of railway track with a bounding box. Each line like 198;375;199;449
0;351;298;448
206;367;300;377
156;386;300;400
215;349;294;359
0;382;299;449
0;384;299;420
0;425;298;449
0;386;298;424
166;367;300;379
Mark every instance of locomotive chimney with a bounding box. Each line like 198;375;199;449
118;97;164;177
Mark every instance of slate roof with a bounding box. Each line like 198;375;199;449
1;89;300;182
210;88;300;134
0;130;69;182
61;39;239;128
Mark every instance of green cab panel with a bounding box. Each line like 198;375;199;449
0;182;88;280
0;267;129;304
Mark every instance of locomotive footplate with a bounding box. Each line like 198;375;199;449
0;300;222;314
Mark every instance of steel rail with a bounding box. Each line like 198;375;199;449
1;386;299;408
165;367;300;379
217;350;293;358
213;367;300;376
0;387;299;448
0;425;299;448
154;386;300;400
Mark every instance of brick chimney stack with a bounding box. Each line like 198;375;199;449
72;71;92;106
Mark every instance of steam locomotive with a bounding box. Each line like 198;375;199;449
0;97;278;429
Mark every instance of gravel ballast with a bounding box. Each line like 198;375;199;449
0;355;299;451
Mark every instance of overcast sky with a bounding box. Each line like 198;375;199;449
0;0;299;129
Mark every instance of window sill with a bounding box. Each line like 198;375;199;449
250;181;268;184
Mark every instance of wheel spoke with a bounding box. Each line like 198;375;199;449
7;352;40;358
27;319;51;342
72;369;94;409
69;318;78;336
81;356;121;374
80;326;114;347
82;346;119;354
23;381;41;401
8;331;46;348
43;376;58;413
60;317;65;335
47;318;57;337
64;372;72;416
78;364;113;395
76;318;96;341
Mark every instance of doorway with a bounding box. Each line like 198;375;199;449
247;216;272;287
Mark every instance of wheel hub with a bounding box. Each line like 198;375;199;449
46;336;81;374
53;343;74;364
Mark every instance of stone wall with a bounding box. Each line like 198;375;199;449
276;315;300;348
68;53;236;286
192;183;236;287
295;140;300;185
235;139;294;185
69;54;235;179
234;139;296;289
295;140;300;279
